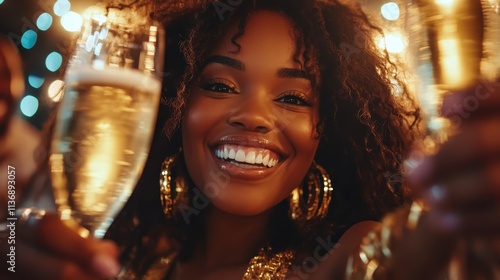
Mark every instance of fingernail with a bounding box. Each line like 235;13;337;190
92;253;120;278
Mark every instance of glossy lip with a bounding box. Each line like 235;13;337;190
209;135;289;180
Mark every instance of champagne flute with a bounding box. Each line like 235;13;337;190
412;0;500;278
49;4;164;238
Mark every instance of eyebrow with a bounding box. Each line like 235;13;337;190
276;68;308;80
204;55;245;71
203;55;309;80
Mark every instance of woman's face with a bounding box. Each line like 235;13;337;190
182;11;320;216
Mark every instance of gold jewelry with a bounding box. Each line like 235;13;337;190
160;152;189;219
243;245;295;280
289;161;333;225
142;245;295;280
345;201;427;279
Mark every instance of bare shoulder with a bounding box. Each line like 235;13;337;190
337;220;380;247
304;221;381;280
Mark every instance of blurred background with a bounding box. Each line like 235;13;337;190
0;0;426;130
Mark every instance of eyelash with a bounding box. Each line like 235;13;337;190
201;79;238;94
201;79;312;107
275;91;312;107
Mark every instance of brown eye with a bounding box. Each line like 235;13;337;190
275;92;312;107
203;82;235;93
201;78;238;94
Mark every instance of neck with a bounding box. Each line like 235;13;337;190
194;205;271;270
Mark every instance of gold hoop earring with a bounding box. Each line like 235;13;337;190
160;152;188;219
289;162;333;225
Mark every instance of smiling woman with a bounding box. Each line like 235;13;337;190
103;1;420;279
3;0;500;279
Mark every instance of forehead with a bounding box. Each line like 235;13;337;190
208;10;303;69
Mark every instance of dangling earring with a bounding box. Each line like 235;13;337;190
160;151;189;219
289;161;333;225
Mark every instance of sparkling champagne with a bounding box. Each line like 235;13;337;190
50;67;161;238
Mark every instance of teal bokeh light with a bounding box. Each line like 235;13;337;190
21;30;37;50
37;13;53;31
20;95;39;117
28;75;45;89
46;52;63;72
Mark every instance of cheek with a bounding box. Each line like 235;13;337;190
282;108;319;157
181;96;220;188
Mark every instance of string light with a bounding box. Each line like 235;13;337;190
378;33;405;54
48;80;65;102
28;75;45;89
53;0;71;17
381;2;400;21
61;11;83;32
36;13;53;31
20;95;39;117
21;30;37;50
46;52;63;72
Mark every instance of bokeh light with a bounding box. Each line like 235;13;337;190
21;30;37;50
20;95;39;117
36;13;53;31
381;2;400;21
53;0;71;17
61;11;83;32
46;52;63;72
28;75;45;89
378;34;405;54
0;0;4;4
48;80;65;102
436;0;455;7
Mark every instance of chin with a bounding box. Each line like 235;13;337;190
209;192;280;217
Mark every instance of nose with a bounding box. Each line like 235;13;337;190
227;92;274;133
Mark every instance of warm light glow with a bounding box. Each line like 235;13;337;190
48;80;65;102
439;39;463;86
80;123;116;212
436;0;455;7
378;34;405;54
381;2;400;21
61;11;83;32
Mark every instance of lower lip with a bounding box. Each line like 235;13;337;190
211;153;279;180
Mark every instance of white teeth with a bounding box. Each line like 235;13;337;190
245;151;256;164
215;145;279;168
224;146;229;159
235;149;246;162
256;153;263;164
229;148;236;159
262;154;270;166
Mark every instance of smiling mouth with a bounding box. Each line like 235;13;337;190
214;144;281;168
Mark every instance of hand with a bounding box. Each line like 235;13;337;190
0;211;120;280
396;81;500;279
413;81;500;236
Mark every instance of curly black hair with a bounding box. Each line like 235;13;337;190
107;0;422;276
